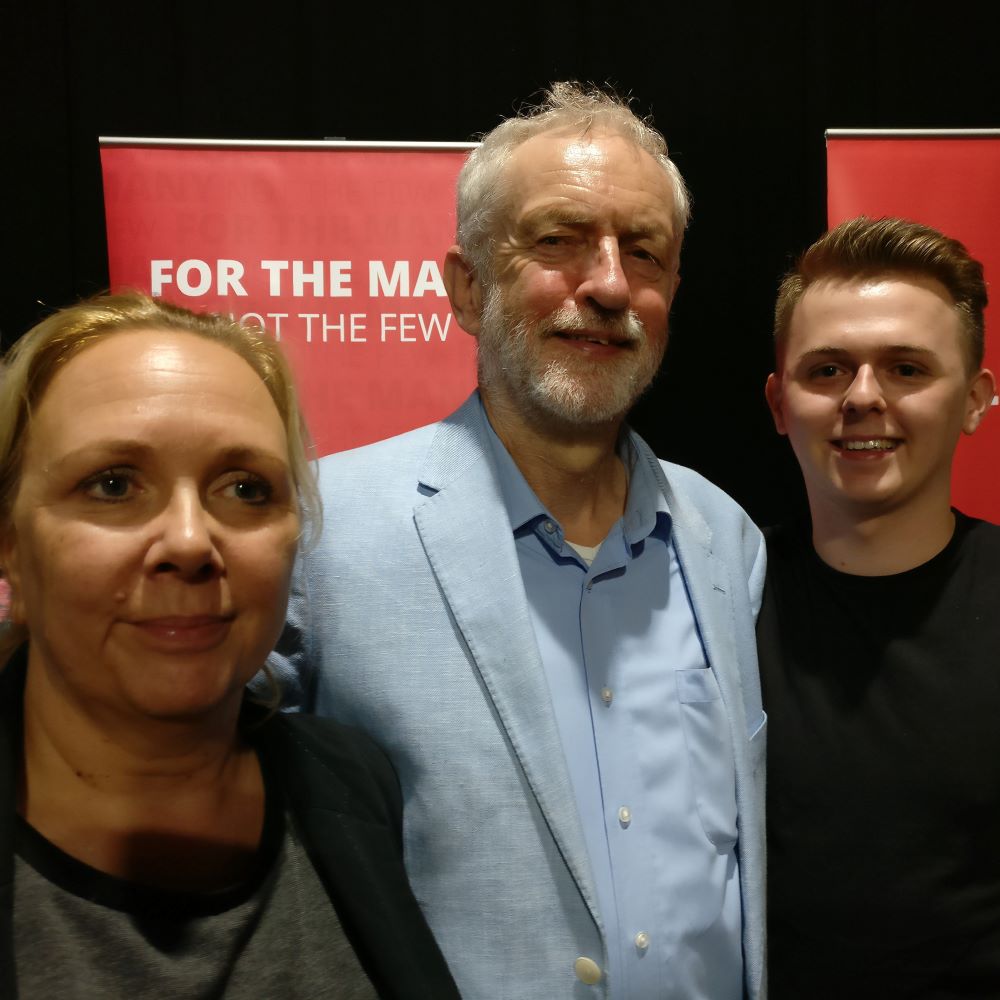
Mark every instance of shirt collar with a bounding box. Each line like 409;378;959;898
479;395;671;556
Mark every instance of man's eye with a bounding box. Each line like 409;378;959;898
81;469;134;502
894;363;921;377
812;365;842;378
538;235;566;246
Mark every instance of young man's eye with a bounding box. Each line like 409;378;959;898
894;363;921;377
811;365;842;379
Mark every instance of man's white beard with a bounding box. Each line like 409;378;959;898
477;285;662;427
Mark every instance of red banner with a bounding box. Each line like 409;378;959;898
101;140;477;458
827;131;1000;522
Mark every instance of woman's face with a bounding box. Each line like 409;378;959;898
2;328;300;724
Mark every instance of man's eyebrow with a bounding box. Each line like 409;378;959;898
519;207;593;229
621;225;671;243
518;207;672;241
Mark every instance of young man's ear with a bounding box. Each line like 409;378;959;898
443;246;484;338
963;368;997;435
765;373;788;436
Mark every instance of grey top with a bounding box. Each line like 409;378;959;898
13;808;377;999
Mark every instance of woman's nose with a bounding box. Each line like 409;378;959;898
147;487;223;581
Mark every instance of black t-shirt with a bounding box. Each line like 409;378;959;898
759;512;1000;999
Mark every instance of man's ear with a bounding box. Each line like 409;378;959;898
443;246;484;338
765;373;788;436
669;270;681;305
963;368;997;435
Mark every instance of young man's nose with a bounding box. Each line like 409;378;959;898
843;365;887;414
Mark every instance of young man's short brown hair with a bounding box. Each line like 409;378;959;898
774;217;988;373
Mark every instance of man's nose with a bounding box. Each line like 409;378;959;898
147;486;222;581
576;237;631;313
843;365;887;415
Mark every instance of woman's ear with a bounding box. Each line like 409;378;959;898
0;533;24;625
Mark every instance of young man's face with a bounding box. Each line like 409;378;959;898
765;274;994;523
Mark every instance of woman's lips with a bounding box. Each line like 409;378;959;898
128;615;234;651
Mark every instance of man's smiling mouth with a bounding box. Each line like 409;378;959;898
555;332;633;348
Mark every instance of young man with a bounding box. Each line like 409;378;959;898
272;83;767;999
761;216;998;998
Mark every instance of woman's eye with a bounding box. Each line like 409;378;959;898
81;469;134;502
223;475;273;505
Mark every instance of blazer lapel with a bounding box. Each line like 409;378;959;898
412;397;602;932
649;454;766;995
655;465;751;735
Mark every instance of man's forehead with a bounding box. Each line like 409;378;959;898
498;128;674;231
507;126;651;173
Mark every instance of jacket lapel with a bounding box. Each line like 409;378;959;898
412;396;602;932
647;451;766;995
644;447;757;736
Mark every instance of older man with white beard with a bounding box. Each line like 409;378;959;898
271;82;767;1000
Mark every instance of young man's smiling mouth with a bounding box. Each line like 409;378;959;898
834;437;900;452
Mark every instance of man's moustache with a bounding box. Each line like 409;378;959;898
536;307;645;343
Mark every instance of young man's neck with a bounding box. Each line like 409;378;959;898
810;495;956;576
482;390;628;547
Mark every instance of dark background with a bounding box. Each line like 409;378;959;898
5;0;999;526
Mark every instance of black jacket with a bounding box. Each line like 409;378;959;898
0;649;460;999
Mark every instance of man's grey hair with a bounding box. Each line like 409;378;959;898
455;81;691;280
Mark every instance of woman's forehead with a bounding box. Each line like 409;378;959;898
26;328;285;460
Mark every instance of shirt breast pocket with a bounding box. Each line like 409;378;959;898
675;666;739;849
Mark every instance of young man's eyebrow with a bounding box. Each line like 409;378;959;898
795;344;937;362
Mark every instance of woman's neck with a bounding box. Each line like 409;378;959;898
19;669;265;892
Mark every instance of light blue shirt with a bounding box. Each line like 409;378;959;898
485;409;742;999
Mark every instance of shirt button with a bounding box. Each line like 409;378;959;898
543;520;556;533
635;931;650;952
618;806;631;828
601;687;613;706
574;957;603;984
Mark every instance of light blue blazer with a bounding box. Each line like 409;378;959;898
272;393;767;999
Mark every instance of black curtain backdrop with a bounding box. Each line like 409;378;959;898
5;0;999;527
